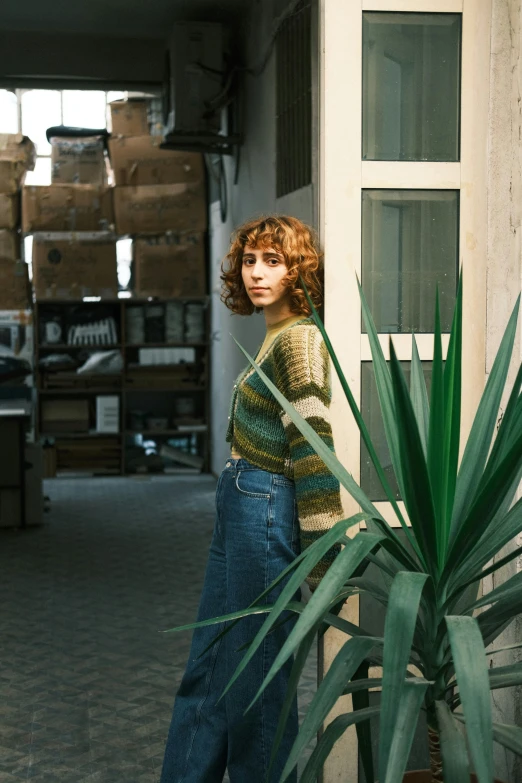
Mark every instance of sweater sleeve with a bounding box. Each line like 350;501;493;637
273;325;344;589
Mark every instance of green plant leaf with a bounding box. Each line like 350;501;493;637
379;571;428;781
491;722;522;754
435;699;469;783
216;513;371;700
267;625;318;782
242;532;385;710
445;430;522;576
172;518;354;655
383;679;428;783
427;289;445;563
488;661;522;691
441;278;462;555
301;276;417;555
487;640;522;657
453;498;522;589
450;296;520;542
343;677;382;695
298;707;380;783
485;363;522;476
162;601;304;635
280;636;376;780
446;616;494;783
454;715;522;756
388;341;438;577
410;335;430;458
234;336;420;573
345;577;391;607
233;337;379;519
352;660;375;783
467;569;522;612
357;279;407;505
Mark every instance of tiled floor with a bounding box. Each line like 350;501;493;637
0;476;316;782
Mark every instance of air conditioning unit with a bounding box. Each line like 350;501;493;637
168;22;225;135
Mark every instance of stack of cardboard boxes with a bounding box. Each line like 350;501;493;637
22;133;118;300
108;99;207;299
0;134;36;309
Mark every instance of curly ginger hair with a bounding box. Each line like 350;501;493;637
220;215;324;316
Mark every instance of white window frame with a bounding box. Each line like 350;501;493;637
318;1;490;780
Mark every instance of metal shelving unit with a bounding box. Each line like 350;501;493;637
35;297;210;475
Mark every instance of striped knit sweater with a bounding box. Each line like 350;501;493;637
226;317;344;588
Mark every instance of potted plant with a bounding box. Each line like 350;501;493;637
167;281;522;783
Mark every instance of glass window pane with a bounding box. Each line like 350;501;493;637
62;90;107;129
362;189;458;333
24;157;52;186
361;361;433;501
0;90;18;133
21;90;61;155
362;12;461;162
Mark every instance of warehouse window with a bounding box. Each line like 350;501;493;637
0;88;147;290
275;0;312;198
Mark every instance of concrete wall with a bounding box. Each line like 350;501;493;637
486;0;522;778
209;0;317;474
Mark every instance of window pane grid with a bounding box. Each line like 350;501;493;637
362;11;462;162
361;188;459;334
276;0;312;198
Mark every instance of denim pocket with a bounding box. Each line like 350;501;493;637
235;470;271;499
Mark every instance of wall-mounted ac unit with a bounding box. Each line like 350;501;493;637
168;22;225;135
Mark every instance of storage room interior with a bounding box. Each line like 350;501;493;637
0;1;318;779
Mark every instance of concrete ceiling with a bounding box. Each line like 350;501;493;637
0;0;246;39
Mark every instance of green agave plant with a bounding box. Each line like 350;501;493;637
167;280;522;783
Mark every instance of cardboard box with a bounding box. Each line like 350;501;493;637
32;236;118;300
109;99;149;137
113;183;207;235
0;134;36;194
41;399;89;433
108;136;204;186
22;185;114;233
134;232;206;298
0;260;31;310
51;136;107;186
0;193;19;230
0;230;20;261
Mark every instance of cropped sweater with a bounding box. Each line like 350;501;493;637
226;317;344;587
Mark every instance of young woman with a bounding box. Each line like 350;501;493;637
160;215;343;783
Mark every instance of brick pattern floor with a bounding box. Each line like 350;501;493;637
0;476;317;782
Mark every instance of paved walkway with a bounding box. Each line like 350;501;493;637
0;476;316;782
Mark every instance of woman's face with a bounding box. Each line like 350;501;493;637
241;243;291;311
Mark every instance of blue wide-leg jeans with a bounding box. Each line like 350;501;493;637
160;458;301;783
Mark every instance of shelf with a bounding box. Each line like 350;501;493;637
38;344;121;351
125;428;208;436
39;387;122;395
41;431;122;439
127;296;209;303
36;299;122;306
125;342;208;348
124;386;206;393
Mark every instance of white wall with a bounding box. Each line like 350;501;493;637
209;0;317;474
486;1;522;778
